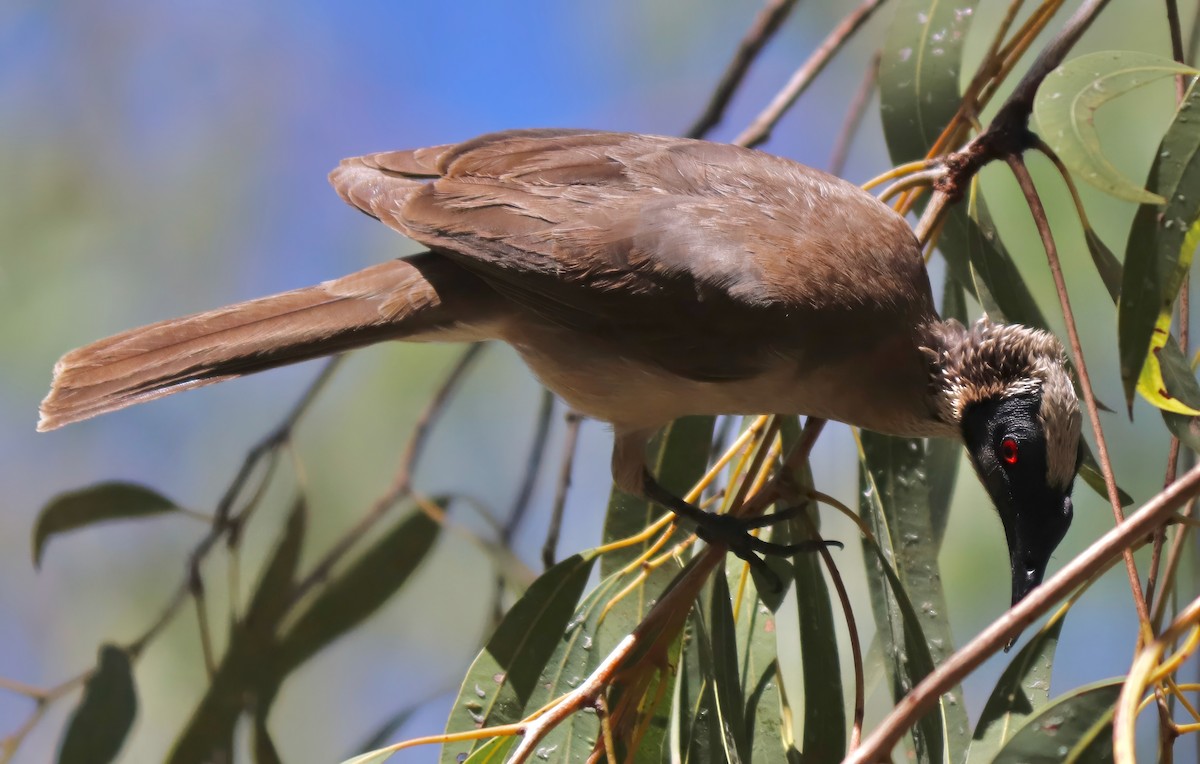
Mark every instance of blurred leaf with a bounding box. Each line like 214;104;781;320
166;499;308;764
1077;458;1134;507
602;416;714;576
253;711;283;764
440;553;595;763
355;706;419;756
952;196;1050;330
860;433;965;764
57;645;137;764
1035;50;1195;203
34;481;181;568
275;505;441;677
968;615;1066;762
991;679;1122;763
245;498;307;639
339;748;400;764
777;418;844;761
1120;83;1200;407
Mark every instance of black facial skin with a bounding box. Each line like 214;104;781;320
961;393;1076;609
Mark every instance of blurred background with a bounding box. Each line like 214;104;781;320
0;0;1195;761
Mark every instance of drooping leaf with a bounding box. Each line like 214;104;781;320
602;416;714;576
1137;306;1200;415
166;500;308;764
1120;82;1200;407
708;572;748;762
440;553;596;763
990;679;1122;763
57;645;137;764
777;418;844;762
34;482;181;568
1084;228;1125;301
726;558;788;764
968;615;1066;762
878;0;980;168
275;504;441;677
1036;50;1195;203
859;433;968;763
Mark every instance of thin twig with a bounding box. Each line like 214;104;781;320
846;462;1200;764
492;389;555;623
734;0;888;149
1007;155;1152;626
686;0;800;139
1168;0;1189;103
290;344;484;603
542;410;583;569
828;50;881;176
393;344;485;494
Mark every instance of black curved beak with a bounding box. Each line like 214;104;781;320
1010;553;1049;609
1003;493;1072;609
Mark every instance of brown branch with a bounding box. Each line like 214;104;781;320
686;0;800;139
542;410;583;569
734;0;888;149
828;50;881;176
1007;155;1152;625
846;462;1200;764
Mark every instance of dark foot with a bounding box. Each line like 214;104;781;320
641;471;841;592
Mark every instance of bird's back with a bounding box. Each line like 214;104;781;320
332;130;943;434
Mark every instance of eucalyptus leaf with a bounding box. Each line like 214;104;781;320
968;616;1065;762
1035;50;1195;203
57;645;137;764
34;481;181;568
1120;82;1200;407
778;418;845;761
990;679;1122;763
275;505;441;677
859;434;967;763
440;553;595;763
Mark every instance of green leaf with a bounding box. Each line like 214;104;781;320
57;645;137;764
991;679;1123;763
859;433;968;763
440;553;595;763
34;481;181;568
1035;51;1195;204
680;605;729;764
968;615;1066;762
601;416;714;577
728;559;788;764
245;498;307;640
708;572;748;762
166;499;308;764
1120;82;1200;407
1084;228;1124;302
276;505;441;676
777;418;844;762
879;0;980;168
462;736;516;763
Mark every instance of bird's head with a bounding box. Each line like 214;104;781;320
926;319;1082;608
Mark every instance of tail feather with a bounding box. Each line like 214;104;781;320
38;253;496;431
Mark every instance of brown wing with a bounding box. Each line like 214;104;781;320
330;129;935;380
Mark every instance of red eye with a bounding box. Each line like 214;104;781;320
1000;438;1019;465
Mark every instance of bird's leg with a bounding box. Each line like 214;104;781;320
640;468;840;565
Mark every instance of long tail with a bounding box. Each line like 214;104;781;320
38;253;496;431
